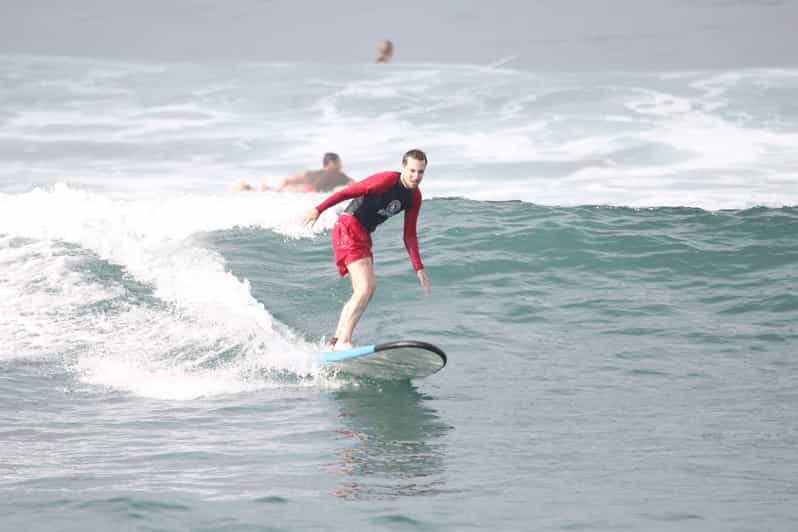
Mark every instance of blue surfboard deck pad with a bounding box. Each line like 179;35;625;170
318;340;447;381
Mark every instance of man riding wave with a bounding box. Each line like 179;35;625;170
302;149;431;351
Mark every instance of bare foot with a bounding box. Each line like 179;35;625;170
333;341;353;352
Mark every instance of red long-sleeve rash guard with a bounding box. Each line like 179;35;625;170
315;171;424;271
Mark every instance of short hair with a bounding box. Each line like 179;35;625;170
323;152;340;166
402;149;427;166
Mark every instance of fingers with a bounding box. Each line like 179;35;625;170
300;208;319;227
418;271;431;295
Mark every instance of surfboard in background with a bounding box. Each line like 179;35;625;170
319;340;447;381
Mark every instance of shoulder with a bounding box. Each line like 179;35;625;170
365;170;400;181
359;170;400;191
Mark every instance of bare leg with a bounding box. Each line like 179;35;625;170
333;257;376;351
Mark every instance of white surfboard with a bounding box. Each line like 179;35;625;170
319;340;447;381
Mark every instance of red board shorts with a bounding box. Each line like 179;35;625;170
332;214;372;276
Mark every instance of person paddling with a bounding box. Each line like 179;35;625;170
301;149;431;351
233;152;353;193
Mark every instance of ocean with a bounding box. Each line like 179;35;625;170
1;55;798;531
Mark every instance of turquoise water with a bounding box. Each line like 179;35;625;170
2;57;798;530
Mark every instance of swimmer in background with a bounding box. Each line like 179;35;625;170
375;40;394;64
233;153;353;193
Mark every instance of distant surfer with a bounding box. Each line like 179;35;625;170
375;40;394;64
301;149;430;351
233;152;353;193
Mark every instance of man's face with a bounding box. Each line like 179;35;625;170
326;160;342;172
401;158;426;189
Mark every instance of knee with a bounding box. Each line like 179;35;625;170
354;279;376;300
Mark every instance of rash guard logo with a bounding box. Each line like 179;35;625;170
378;200;402;218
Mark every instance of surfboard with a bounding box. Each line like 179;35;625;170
319;340;447;381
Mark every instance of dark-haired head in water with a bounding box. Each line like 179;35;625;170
375;40;394;64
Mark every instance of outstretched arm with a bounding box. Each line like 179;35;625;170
277;171;308;191
315;171;399;213
302;171;400;227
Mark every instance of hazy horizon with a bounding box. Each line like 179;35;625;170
1;0;797;70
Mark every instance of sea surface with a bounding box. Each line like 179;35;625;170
1;56;798;531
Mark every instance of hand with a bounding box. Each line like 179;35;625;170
417;269;431;295
301;208;320;227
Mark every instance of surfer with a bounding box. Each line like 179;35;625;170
233;153;353;193
301;149;431;351
375;40;394;64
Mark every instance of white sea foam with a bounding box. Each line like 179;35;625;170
3;57;797;209
0;185;340;399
